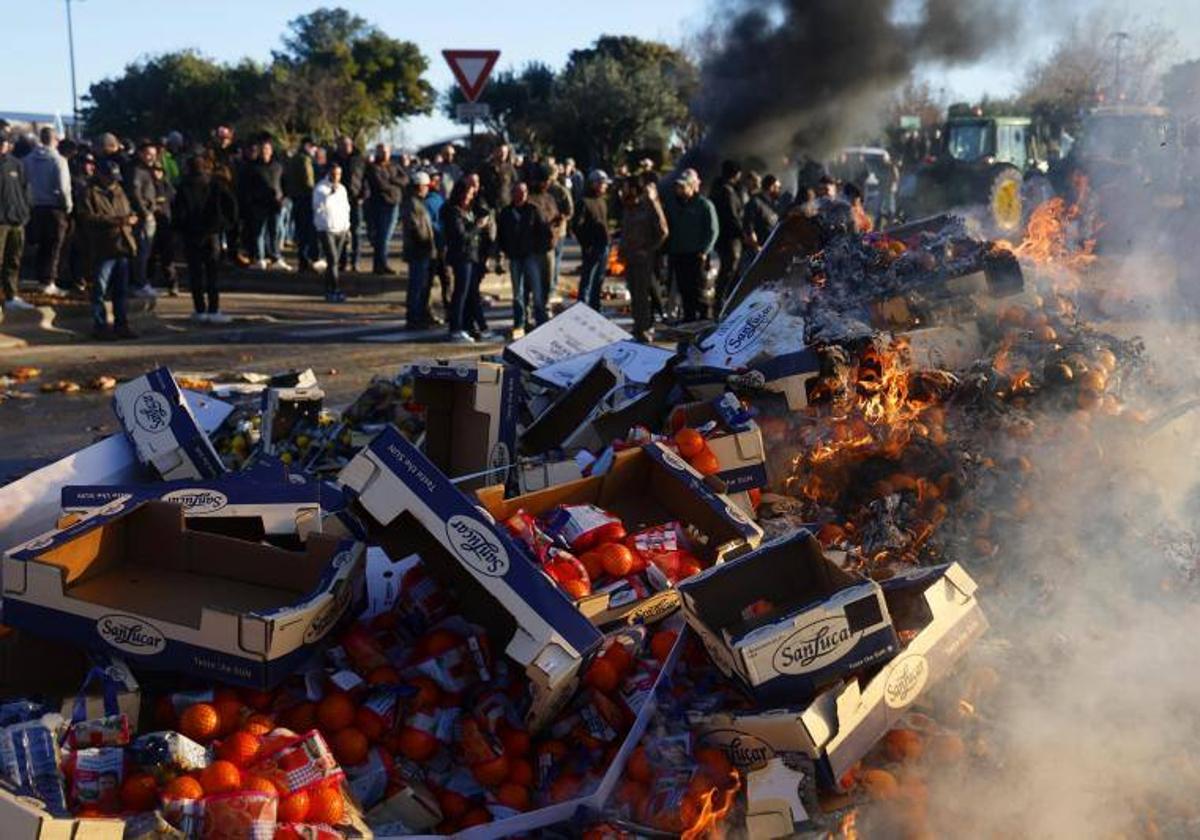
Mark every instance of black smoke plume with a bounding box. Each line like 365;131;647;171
693;0;1020;167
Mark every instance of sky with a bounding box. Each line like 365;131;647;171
6;0;1200;147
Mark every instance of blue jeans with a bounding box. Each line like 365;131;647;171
449;258;485;334
253;206;283;261
510;254;546;328
551;237;565;293
578;244;609;310
92;257;129;330
406;256;431;326
373;203;399;271
133;216;155;289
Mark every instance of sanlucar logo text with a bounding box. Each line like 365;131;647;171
772;615;858;674
133;390;172;433
162;489;229;514
884;654;929;709
722;300;780;355
97;614;167;655
446;515;509;576
700;730;775;768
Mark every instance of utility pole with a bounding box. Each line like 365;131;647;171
65;0;81;131
1111;31;1130;103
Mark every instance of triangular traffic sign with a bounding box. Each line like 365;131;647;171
443;49;501;102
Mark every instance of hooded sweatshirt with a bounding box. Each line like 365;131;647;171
23;145;72;212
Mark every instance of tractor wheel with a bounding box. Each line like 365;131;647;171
987;166;1024;235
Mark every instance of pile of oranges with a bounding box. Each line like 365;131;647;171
673;427;721;477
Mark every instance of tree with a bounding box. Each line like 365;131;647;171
1017;15;1177;134
888;81;944;130
444;63;558;152
82;50;240;139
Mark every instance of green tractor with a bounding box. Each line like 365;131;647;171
898;109;1049;235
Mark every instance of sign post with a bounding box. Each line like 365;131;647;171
443;49;501;140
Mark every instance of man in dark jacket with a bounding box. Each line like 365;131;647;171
572;170;612;310
663;169;718;322
332;136;366;272
148;160;177;294
743;173;782;256
0;129;33;310
401;172;435;329
710;159;744;308
174;155;236;324
126;142;159;296
365;143;408;275
479;144;517;273
284;137;318;271
497;181;549;331
247;138;289;270
80;160;138;339
619;177;668;342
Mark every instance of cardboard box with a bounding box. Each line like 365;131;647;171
112;367;228;481
678;531;898;705
260;369;325;455
0;786;124;839
503;302;630;370
2;501;364;689
531;340;674;389
900;322;985;371
744;758;817;840
520;358;622;457
407;360;519;492
689;706;826;769
515;456;586;494
476;443;764;626
0;391;231;549
806;562;988;787
336;427;603;730
61;475;322;546
678;286;821;410
670;400;768;493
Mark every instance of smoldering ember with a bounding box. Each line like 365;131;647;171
1;1;1199;838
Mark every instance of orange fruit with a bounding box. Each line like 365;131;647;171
316;692;356;734
278;789;311;822
332;727;370;767
674;428;705;458
561;578;590;599
584;657;621;694
437;788;470;821
120;772;159;811
279;702;317;733
627;746;652;783
459;807;491;827
163;775;204;800
408;676;441;710
499;726;530;758
598;543;634;577
275;828;304;840
496;782;530;811
355;706;388;742
200;760;242;795
422;629;461;657
509;757;534;787
214;698;245;736
549;773;583;802
242;774;280;797
688;448;721;476
928;733;966;764
179;703;221;743
578;549;605;580
860;768;900;801
748;487;762;508
367;665;401;685
472;754;510;787
307;785;345;824
650;629;678;663
397;726;439;762
602;642;633;675
217;731;262;767
241;689;274;711
885;729;924;763
244;713;275;737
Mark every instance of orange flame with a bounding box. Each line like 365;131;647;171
999;178;1098;292
607;245;626;277
680;774;741;840
838;808;860;839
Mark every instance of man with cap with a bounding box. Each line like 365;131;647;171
571;169;612;310
401;171;436;329
79;160;138;339
0;128;34;311
663;168;718;322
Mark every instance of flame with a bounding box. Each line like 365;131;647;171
998;177;1098;290
680;774;741;840
837;809;859;839
607;245;627;277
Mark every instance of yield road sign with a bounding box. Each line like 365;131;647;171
443;49;501;102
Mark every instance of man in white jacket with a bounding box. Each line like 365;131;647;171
313;162;351;302
22;127;72;296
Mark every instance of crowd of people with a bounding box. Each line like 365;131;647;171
0;122;840;343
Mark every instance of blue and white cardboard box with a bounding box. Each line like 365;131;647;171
678;531;899;706
531;340;674;389
2;499;364;690
260;370;325;456
677;286;821;411
406;360;519;492
60;474;323;543
669;399;768;496
336;426;603;731
112;367;227;481
502;302;630;370
801;562;987;788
